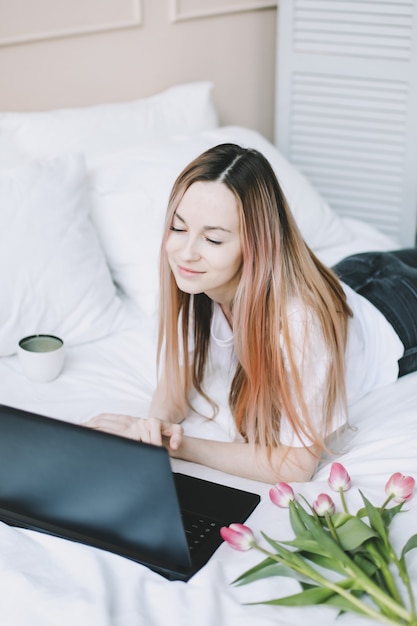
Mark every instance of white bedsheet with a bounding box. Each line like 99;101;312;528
1;294;417;626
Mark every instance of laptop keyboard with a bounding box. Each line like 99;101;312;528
181;511;221;552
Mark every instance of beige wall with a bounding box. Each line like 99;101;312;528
0;1;278;141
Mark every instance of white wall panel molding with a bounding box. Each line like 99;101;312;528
275;0;417;246
0;0;142;47
171;0;277;23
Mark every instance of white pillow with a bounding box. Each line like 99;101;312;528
0;82;218;169
0;154;129;356
89;126;352;317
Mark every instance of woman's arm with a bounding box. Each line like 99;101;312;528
85;413;318;483
148;369;186;424
170;435;319;483
86;363;318;483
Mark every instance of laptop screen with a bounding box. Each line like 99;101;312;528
0;404;260;580
0;405;192;571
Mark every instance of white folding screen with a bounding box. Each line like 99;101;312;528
275;0;417;246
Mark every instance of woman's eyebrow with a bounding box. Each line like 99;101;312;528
204;225;232;233
174;211;232;233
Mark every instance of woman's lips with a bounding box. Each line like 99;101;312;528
177;265;204;277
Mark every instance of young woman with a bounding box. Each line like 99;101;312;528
87;144;417;483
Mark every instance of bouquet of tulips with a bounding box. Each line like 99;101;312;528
221;464;417;625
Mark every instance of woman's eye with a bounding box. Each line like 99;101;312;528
170;225;185;233
206;237;222;246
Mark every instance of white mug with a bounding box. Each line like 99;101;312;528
18;334;65;382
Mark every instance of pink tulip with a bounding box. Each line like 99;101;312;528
328;462;352;492
313;493;336;517
385;472;415;503
269;482;296;508
220;523;255;551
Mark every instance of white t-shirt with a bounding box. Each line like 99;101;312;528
203;284;404;447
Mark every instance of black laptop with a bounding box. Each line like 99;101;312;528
0;404;260;581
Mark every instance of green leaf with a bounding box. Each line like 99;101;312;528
253;585;338;607
381;502;405;527
283;536;331;558
233;558;313;587
366;537;391;563
289;500;310;535
303;551;351;577
401;533;417;561
334;516;378;551
324;590;369;616
332;512;353;528
352;552;379;579
259;532;335;585
292;503;354;567
357;502;404;527
359;492;389;546
233;557;276;585
299;582;318;591
260;533;322;568
260;533;311;567
260;533;289;554
250;579;367;613
249;582;393;622
356;506;366;519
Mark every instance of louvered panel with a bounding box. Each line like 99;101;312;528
291;137;407;167
292;135;405;159
296;9;411;27
302;169;402;193
288;71;409;240
275;0;417;246
293;81;408;112
294;0;414;60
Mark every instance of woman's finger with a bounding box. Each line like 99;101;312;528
85;413;131;428
161;421;183;450
83;414;182;450
134;416;163;446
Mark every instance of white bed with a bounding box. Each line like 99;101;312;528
1;82;416;626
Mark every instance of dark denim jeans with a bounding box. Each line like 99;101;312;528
332;248;417;377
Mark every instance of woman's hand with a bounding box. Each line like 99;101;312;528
84;414;184;451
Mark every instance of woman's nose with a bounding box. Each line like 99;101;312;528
179;236;201;260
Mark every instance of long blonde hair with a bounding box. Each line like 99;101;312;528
157;144;351;453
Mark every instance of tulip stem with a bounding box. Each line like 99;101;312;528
405;575;416;619
380;493;395;512
338;487;349;514
379;494;416;619
389;547;417;619
324;512;339;543
366;541;403;609
251;543;414;626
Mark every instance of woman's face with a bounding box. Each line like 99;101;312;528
165;181;243;306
